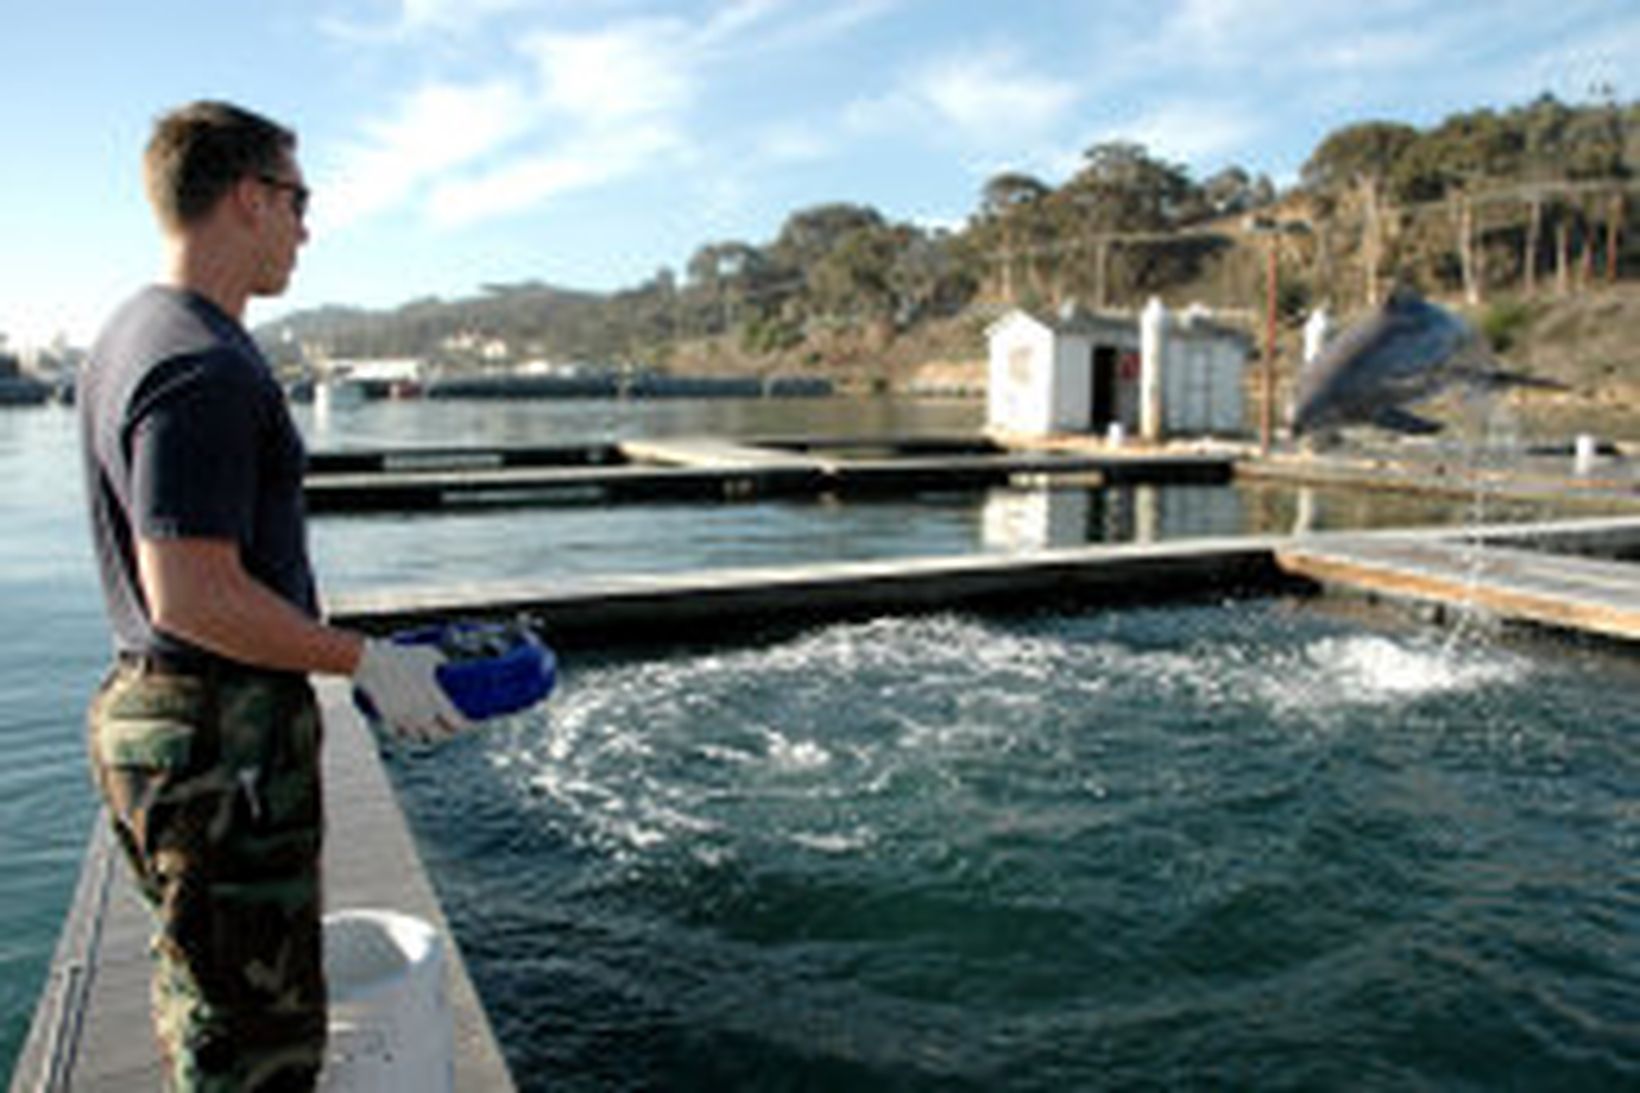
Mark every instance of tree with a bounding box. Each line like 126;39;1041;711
806;225;900;321
1300;121;1419;195
770;203;886;271
980;172;1051;219
1061;141;1194;230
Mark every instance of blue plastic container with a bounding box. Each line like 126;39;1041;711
359;622;557;723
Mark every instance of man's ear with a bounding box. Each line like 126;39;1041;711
226;174;267;228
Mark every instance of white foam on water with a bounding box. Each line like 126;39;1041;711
488;608;1541;865
1250;634;1530;721
788;827;876;855
763;730;832;772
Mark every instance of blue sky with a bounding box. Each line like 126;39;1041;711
1;0;1635;347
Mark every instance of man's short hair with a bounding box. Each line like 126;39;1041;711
143;101;297;232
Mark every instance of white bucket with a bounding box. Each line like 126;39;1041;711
1106;421;1125;448
318;910;454;1093
1574;433;1597;476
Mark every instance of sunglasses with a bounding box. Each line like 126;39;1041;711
257;173;310;221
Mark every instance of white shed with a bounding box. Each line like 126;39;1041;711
985;307;1141;437
986;300;1250;441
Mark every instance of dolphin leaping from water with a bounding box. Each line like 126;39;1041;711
1290;287;1561;437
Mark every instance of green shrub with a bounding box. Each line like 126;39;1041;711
1479;297;1535;353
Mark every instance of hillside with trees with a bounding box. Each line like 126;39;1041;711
258;94;1639;401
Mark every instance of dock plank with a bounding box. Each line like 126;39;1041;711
325;537;1302;643
1277;535;1640;641
302;439;1235;513
619;436;827;470
10;688;516;1093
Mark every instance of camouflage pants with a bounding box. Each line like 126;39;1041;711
88;659;326;1092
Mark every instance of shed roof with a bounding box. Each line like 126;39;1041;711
986;306;1134;339
987;304;1253;350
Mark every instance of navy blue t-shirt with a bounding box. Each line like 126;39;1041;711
80;285;317;663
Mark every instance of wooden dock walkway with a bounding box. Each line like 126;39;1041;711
19;511;1638;1091
9;683;516;1093
323;537;1307;644
320;517;1640;649
1277;531;1640;642
303;437;1234;513
1238;449;1640;509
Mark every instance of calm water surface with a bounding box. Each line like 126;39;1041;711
2;397;1635;1087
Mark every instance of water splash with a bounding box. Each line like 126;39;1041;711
485;609;1537;866
1441;386;1530;655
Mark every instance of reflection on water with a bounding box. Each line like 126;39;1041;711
3;395;1633;1081
312;478;1608;597
296;395;984;449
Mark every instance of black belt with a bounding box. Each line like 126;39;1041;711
116;651;306;686
117;650;218;676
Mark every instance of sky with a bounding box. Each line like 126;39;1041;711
1;0;1635;349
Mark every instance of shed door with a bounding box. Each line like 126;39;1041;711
1090;345;1118;430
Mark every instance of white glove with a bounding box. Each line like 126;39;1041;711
353;639;473;742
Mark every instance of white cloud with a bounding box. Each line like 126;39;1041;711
524;20;694;124
743;0;900;52
1106;100;1262;167
318;0;901;232
1311;30;1441;75
427;123;685;227
913;47;1078;136
316;80;536;232
1156;0;1436;72
753;122;833;164
698;0;790;45
319;0;537;43
399;0;533;31
845;44;1078;155
1513;15;1640;101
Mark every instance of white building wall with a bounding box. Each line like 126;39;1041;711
989;304;1245;440
1211;341;1247;434
1139;298;1167;441
1051;333;1094;432
986;313;1057;434
1160;333;1247;436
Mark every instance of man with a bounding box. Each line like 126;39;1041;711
79;100;470;1091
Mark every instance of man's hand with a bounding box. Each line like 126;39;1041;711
353;639;473;743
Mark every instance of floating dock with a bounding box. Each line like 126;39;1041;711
326;536;1302;644
1277;518;1640;642
9;680;516;1093
319;517;1640;649
1237;448;1640;509
303;436;1234;513
18;430;1640;1092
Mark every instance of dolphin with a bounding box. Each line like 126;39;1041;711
1290;287;1561;437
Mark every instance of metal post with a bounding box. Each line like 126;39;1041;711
1261;236;1277;454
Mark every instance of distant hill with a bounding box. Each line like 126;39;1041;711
256;94;1639;399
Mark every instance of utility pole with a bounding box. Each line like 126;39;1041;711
1246;215;1309;455
1262;234;1278;454
1609;192;1623;285
1525;195;1542;295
